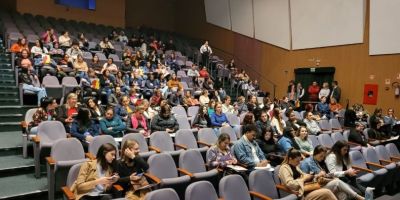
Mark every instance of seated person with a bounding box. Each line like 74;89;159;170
56;93;80;133
58;31;72;50
70;108;99;148
192;105;210;129
210;103;231;135
384;108;400;136
303;111;322;135
183;91;199;107
65;41;83;61
115;139;149;199
316;96;331;119
70;143;119;200
86;98;104;124
150;104;179;134
270;108;286;136
278;127;301;154
167;73;183;92
167;90;184;107
255;111;270;138
19;68;46;106
207;133;238;169
279;148;337;200
10;37;29;54
100;107;127;137
233;124;269;171
329;97;343;117
348;122;370;147
199;90;210;106
256;126;284;166
285;109;306;132
294;126;313;156
368;118;390;142
16;49;35;72
115;96;135;121
99;37;115;58
221;96;235;114
102;58;119;75
28;97;58;135
126;106;150;137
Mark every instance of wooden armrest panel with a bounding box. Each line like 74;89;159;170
174;144;187;150
347;141;361;146
236;162;248;168
379;159;393;165
276;184;299;195
366;162;385;168
46;157;56;165
249;191;273;200
148;146;161;153
197;141;211;147
144;173;161;184
352;165;373;173
177;168;194;178
32;136;40;143
61;186;75;200
85;153;96;160
390;156;400;161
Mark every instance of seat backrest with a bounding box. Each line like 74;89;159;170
239;112;247;123
176;115;191;130
51;138;85;161
145;188;179;200
66;162;83;188
343;130;350;141
362;147;383;171
147;153;178;179
330;118;342;130
172;106;187;117
175;129;198;149
185;181;219;200
318;134;334;148
198;128;218;146
25;108;38;124
89;135;119;158
61;77;78;86
122;133;149;152
293;111;302;120
226;113;240;126
219;126;237;142
386;143;400;157
318;119;331;131
331;132;345;143
150;131;174;151
363;128;370;140
179;149;206;173
219;174;251;200
307;135;320;148
109;54;120;61
42;75;60;87
187;106;199;117
249;169;279;199
37;121;67;147
349;150;368;170
375;145;391;161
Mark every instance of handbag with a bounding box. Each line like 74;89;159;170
130;175;150;193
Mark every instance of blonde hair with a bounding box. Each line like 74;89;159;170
121;139;139;166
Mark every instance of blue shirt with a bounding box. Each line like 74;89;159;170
233;136;266;169
300;156;323;174
210;112;229;127
277;136;293;153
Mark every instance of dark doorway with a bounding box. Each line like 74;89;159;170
294;67;335;101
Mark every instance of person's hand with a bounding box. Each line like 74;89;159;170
97;176;114;186
317;171;326;178
257;160;269;167
139;129;146;134
85;135;93;143
232;158;238;165
65;117;73;123
346;168;357;176
124;148;135;159
130;173;142;181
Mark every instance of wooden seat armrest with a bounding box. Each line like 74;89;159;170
347;141;361;146
332;128;343;131
144;173;161;184
236;162;248;168
112;184;124;192
61;186;75;200
174;144;187;150
197;141;211;147
46;157;56;166
352;165;373;173
276;184;299;195
390;156;400;161
379;159;393;165
32;136;40;144
177;168;194;178
366;162;385;168
249;191;273;200
148;146;161;153
85;153;96;160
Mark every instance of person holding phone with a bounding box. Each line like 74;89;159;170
70;143;119;200
57;93;79;133
116;139;149;199
206;133;238;169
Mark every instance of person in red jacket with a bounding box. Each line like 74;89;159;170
307;81;320;101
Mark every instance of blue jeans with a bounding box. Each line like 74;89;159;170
23;83;47;105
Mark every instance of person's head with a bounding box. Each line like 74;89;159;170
86;98;98;109
330;97;337;104
272;108;282;119
313;145;328;162
202;89;208;96
312;81;318;86
259;111;269;122
223;96;231;105
260;126;275;142
250;95;257;104
286;109;296;121
104;107;114;120
305;111;313;120
283;148;302;166
199;105;208;116
216;133;231;151
332;81;338;87
21;49;29;58
214;102;223;114
320;96;327;103
297;126;308;140
76;54;83;62
76;108;91;124
289;80;294;85
134;106;144;117
92;55;99;62
62;31;69;36
72;40;79;48
102;69;110;77
171;73;177;80
329;140;350;165
305;104;314;112
34;39;41;47
322;82;329;88
373;108;382;117
160;104;172;118
78;33;85;39
242;112;255;125
297;82;302;88
96;143;117;171
107;58;113;65
120;96;130;106
40;97;57;111
387;108;395;116
121;139;140;163
283;127;295;138
103;37;109;42
66;93;77;107
208;99;215;109
243;124;258;142
204;40;209;46
355;122;364;132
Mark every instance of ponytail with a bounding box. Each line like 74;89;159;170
282;147;302;164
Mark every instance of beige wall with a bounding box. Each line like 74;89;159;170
16;0;125;27
125;0;176;31
175;0;400;112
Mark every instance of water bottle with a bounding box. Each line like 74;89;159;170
365;187;375;200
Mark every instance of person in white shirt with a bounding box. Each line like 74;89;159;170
319;82;330;100
58;31;71;50
200;40;212;66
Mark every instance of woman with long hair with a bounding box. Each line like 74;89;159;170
278;127;301;153
192;105;210;129
294;126;313;157
86;98;104;123
279;148;337;200
70;108;99;148
116;139;149;199
150;104;179;134
127;106;149;137
206;133;237;169
57;93;79;132
70;143;118;200
270;108;286;136
28;97;58;135
256;126;283;166
325;140;365;196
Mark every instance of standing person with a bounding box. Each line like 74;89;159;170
296;83;305;102
308;81;320;102
319;82;330;101
200;40;212;66
70;143;119;200
330;81;341;103
287;80;296;103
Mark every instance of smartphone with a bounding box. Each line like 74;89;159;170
136;172;144;177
